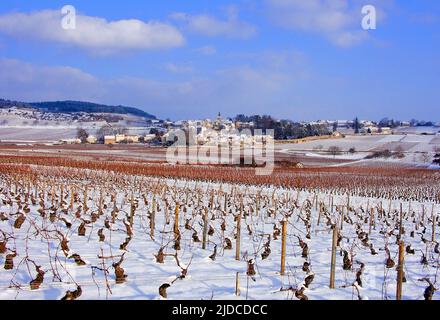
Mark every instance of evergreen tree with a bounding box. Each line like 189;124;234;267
354;117;360;134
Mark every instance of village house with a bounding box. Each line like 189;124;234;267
86;135;97;144
361;126;379;134
144;134;156;142
125;135;139;143
59;138;82;145
380;127;392;135
104;134;140;144
104;135;117;145
115;134;126;143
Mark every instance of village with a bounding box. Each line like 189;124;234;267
57;113;438;147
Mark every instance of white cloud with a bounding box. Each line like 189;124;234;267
194;45;217;55
264;0;376;47
0;58;104;101
0;10;185;54
410;12;440;25
0;55;303;119
170;8;256;39
164;63;193;74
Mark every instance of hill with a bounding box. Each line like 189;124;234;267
0;99;156;119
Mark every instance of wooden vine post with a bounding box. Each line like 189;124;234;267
399;203;403;239
60;184;64;206
379;201;383;220
330;225;338;289
98;189;103;215
432;204;436;243
83;186;88;213
129;193;135;225
202;207;209;250
369;208;374;235
209;191;214;210
235;272;240;296
151;194;156;238
280;218;287;275
256;192;260;217
235;196;242;261
174;203;180;239
340;206;345;231
224;193;228;212
34;181;38;199
51;185;55;206
70;186;75;210
396;240;405;300
317;205;322;226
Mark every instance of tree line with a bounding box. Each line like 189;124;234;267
234;114;330;140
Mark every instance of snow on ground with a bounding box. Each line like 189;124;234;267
0;127;79;143
394;126;440;135
0;109;154;143
278;134;440;166
0;172;438;300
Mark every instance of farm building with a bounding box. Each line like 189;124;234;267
125;135;139;143
86;135;97;144
59;138;81;145
144;134;156;142
104;136;117;145
380;127;392;135
115;134;126;143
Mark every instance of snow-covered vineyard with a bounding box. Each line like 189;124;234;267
0;165;439;300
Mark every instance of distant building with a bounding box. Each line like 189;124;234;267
104;136;117;145
144;134;156;142
125;135;139;143
115;134;126;143
60;138;81;145
86;135;97;144
380;127;392;135
235;121;254;129
361;126;379;134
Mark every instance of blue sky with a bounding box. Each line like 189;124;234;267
0;0;439;121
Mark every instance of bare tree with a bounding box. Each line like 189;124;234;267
76;128;89;143
420;152;431;164
96;125;114;143
328;146;341;158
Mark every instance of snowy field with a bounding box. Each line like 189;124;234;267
0;166;439;300
278;134;440;166
0;110;153;143
0;127;79;143
278;134;440;153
